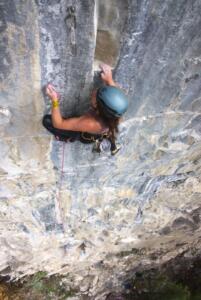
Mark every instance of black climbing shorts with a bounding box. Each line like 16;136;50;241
42;115;81;141
42;115;104;143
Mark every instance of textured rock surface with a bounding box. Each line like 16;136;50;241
94;0;128;68
0;0;201;298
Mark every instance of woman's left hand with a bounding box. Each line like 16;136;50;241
46;84;60;101
99;63;114;86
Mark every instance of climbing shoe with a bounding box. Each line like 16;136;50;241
111;144;121;155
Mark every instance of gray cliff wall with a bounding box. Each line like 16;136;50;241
0;0;201;298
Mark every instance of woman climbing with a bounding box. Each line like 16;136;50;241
43;64;128;155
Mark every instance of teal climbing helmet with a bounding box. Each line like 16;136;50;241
96;86;129;118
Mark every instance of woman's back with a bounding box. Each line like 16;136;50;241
85;107;109;134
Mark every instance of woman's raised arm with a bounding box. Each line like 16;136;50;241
46;84;102;133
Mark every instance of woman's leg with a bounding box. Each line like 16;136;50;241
109;137;121;155
42;115;80;140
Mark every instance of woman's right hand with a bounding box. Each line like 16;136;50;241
46;84;60;101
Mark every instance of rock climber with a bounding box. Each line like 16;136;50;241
42;64;128;155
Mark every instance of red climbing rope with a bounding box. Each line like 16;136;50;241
55;141;66;224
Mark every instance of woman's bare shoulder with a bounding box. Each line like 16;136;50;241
80;113;104;133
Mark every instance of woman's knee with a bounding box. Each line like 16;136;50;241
42;114;52;129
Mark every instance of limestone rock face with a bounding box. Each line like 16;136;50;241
1;0;201;298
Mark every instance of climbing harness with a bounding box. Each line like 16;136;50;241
80;132;120;154
80;132;109;143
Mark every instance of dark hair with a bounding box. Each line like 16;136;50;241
97;101;119;144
